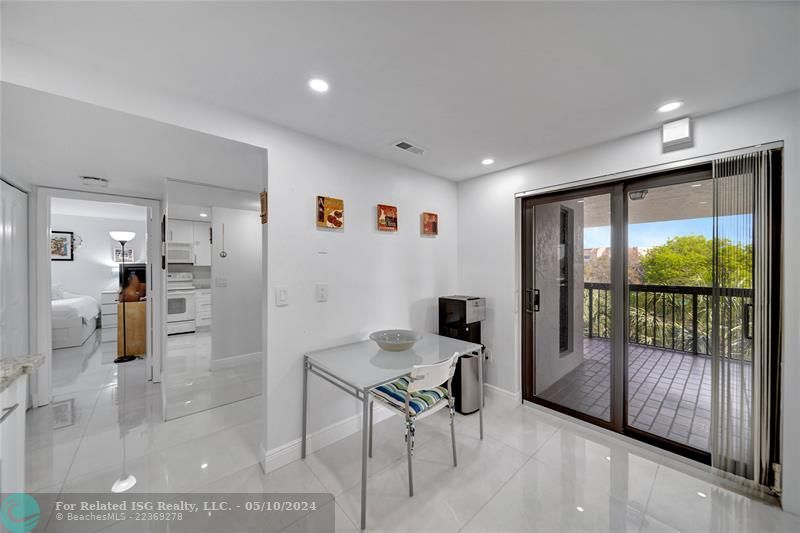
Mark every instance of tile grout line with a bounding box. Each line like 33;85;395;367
457;426;563;532
637;463;661;533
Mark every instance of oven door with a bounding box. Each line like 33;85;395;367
167;290;196;322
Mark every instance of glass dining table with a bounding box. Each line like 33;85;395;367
301;333;484;530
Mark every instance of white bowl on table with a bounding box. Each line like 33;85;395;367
369;330;422;352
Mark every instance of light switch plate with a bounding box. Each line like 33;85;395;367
215;277;228;288
275;286;289;307
316;283;329;302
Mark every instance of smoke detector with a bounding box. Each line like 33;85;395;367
393;139;425;156
81;176;109;188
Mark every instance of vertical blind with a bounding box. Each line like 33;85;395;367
711;150;777;485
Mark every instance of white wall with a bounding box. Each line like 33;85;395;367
50;213;147;304
210;206;262;361
457;90;800;512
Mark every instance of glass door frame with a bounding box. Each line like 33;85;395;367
620;167;714;464
521;166;716;464
521;183;620;433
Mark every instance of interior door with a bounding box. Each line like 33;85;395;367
525;189;613;423
0;179;30;492
0;179;30;362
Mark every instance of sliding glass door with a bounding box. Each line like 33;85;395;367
522;151;781;476
523;188;614;424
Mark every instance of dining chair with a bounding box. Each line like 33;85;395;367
369;352;460;497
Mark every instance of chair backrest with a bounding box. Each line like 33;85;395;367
408;352;460;393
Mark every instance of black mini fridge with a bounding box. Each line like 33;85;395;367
438;295;485;414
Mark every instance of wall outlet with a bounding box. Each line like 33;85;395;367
275;286;289;307
316;283;329;302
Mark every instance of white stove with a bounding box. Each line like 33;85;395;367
167;272;196;335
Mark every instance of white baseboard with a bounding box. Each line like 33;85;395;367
483;383;522;407
208;351;260;372
260;404;394;474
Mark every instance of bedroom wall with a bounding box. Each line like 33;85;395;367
50;212;147;304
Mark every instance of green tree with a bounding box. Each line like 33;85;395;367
639;235;752;288
640;235;713;286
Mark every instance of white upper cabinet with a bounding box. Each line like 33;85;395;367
168;219;194;243
193;221;212;266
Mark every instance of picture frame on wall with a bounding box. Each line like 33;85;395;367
377;204;398;231
50;231;74;261
316;195;344;229
421;212;438;236
113;247;134;263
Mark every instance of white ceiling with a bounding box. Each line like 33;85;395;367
3;2;799;181
51;197;148;221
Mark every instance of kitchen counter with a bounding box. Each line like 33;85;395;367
0;353;44;393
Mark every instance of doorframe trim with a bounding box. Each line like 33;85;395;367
33;187;164;407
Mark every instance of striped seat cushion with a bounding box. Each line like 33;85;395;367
373;377;448;415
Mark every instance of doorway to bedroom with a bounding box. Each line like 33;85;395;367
47;194;158;401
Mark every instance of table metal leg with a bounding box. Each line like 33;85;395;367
477;349;484;440
302;356;309;459
368;399;374;458
360;388;370;530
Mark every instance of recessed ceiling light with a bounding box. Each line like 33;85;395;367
308;78;330;93
658;101;683;113
199;213;208;218
201;463;208;470
697;491;707;498
576;506;585;513
481;158;495;166
699;201;708;205
691;183;703;188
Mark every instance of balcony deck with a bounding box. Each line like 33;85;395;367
538;337;752;451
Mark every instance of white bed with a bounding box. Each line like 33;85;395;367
51;289;101;349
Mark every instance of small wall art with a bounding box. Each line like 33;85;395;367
113;247;134;263
376;204;398;232
317;196;344;229
421;212;438;236
51;231;74;261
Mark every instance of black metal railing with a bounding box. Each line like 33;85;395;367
584;282;753;359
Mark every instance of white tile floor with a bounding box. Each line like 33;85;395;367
29;334;799;532
164;330;261;419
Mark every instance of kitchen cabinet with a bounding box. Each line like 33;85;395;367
168;219;194;243
193;222;212;266
0;374;28;492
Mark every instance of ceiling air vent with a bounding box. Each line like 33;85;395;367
394;139;425;156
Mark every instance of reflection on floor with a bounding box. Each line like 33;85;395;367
165;331;261;419
28;335;790;532
539;338;753;451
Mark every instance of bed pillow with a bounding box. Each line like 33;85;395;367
51;284;66;300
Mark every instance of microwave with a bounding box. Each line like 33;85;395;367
167;242;194;264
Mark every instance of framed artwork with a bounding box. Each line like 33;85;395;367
377;204;398;232
421;212;438;235
51;231;74;261
317;196;344;229
113;247;134;263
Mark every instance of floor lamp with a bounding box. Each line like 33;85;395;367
110;231;136;364
109;231;136;493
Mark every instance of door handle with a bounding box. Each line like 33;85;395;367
526;289;541;313
0;403;19;425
